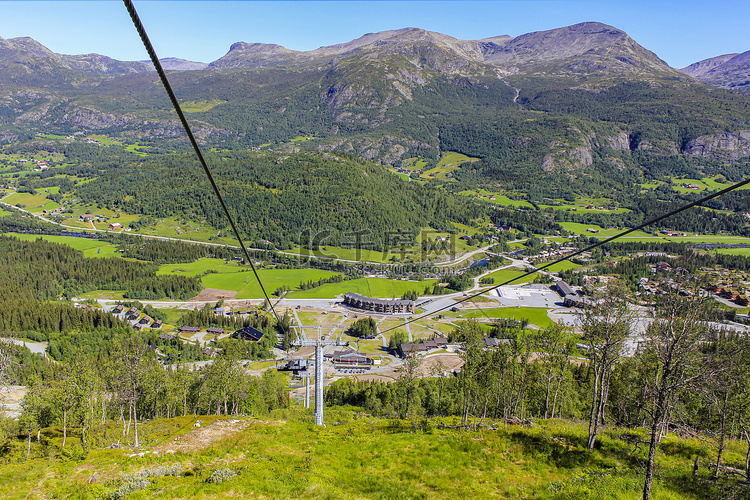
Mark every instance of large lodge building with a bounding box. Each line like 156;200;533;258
343;292;415;314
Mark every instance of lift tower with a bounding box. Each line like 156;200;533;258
292;337;346;426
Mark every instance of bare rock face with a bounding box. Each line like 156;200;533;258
604;132;630;150
684;130;750;162
542;129;595;171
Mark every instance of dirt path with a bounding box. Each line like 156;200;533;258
153;418;259;455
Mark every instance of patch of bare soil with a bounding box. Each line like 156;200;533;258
153;418;259;455
189;288;237;302
353;373;397;382
0;385;27;419
418;353;464;376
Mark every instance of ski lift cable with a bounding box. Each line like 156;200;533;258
122;0;280;322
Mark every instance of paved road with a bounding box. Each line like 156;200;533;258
0;337;48;357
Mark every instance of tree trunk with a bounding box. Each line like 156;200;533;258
587;365;601;451
133;400;139;448
643;376;668;500
26;423;32;461
62;409;67;448
551;368;565;419
543;366;554;419
713;391;730;480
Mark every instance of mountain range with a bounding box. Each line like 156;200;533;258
1;22;750;181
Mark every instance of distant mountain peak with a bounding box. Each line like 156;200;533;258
681;51;750;91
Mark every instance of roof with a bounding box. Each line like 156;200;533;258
332;350;371;363
206;326;226;334
556;281;575;296
344;292;414;307
180;326;201;332
232;326;265;342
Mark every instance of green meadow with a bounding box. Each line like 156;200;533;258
0;411;723;499
420;151;479;181
289;277;437;299
447;306;554;328
482;268;535;285
3;233;120;258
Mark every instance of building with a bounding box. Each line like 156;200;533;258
555;281;575;297
151;319;163;329
108;222;122;230
206;326;226;335
179;326;201;334
399;337;448;357
231;326;265;342
112;304;124;314
332;350;373;366
343;292;415;314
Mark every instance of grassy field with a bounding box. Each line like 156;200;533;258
4;233;121;258
560;222;658;240
420;152;479;181
200;268;342;299
482;268;535;285
3;191;59;212
182;99;225;113
715;247;750;256
539;260;582;273
289;278;437;299
446;306;553;328
0;410;729;499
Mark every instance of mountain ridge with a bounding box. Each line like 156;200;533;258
681;50;750;91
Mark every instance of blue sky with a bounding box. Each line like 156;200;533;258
0;1;747;68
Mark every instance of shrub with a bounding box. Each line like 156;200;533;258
207;468;237;484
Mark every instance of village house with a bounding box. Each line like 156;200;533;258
206;326;226;335
112;304;124;314
231;326;265;342
108;222;122;230
151;319;163;329
179;326;201;334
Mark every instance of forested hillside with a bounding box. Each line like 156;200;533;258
68;150;486;250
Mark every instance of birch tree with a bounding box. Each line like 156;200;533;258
640;284;710;500
579;281;633;451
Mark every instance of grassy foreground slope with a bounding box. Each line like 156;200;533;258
1;409;736;499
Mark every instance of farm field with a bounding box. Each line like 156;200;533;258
559;222;658;239
537;260;582;273
420;151;479;181
715;247;750;256
4;232;121;258
200;268;342;299
2;191;60;212
289;277;437;299
482;268;535;285
445;306;553;328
